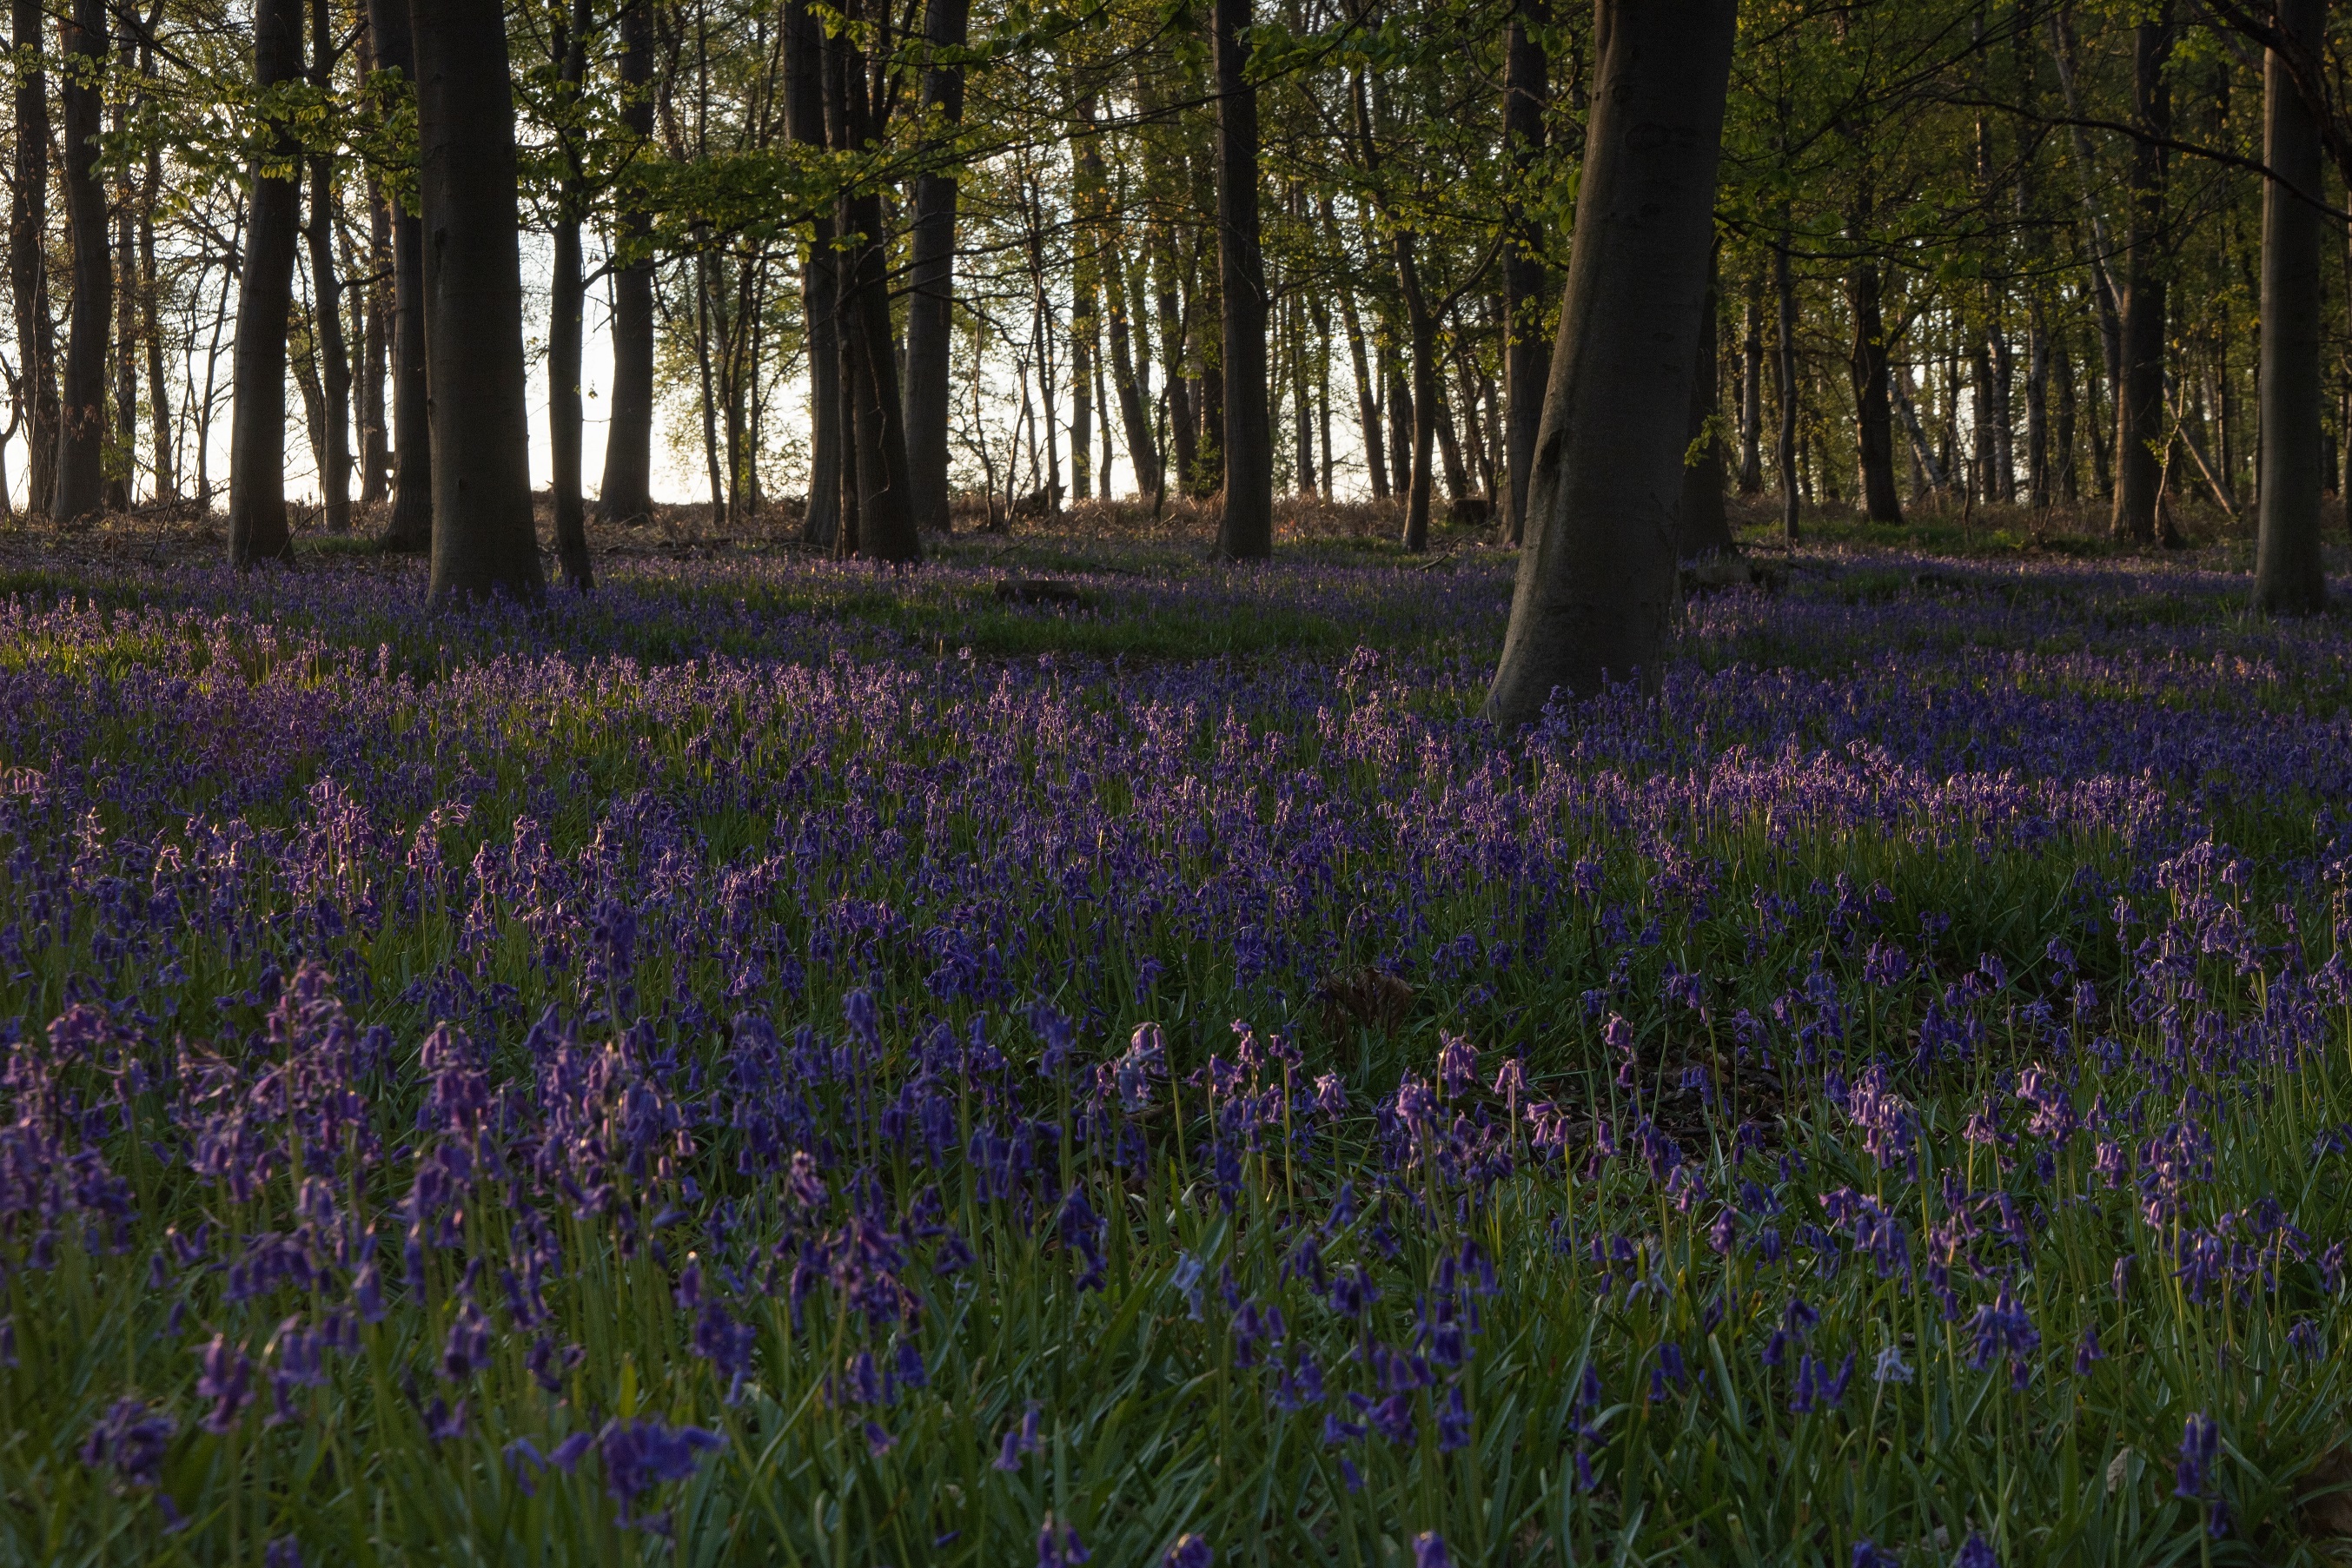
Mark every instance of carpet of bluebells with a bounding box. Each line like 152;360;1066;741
6;539;2352;1566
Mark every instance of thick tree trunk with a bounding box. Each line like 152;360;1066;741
596;0;658;529
1501;0;1548;544
228;0;303;564
901;0;969;533
1680;239;1732;558
54;0;109;523
2112;8;2173;546
369;0;431;552
827;23;919;563
1212;0;1270;559
411;0;544;604
548;0;593;590
1845;195;1901;524
1486;0;1734;731
10;0;56;515
2253;0;2324;612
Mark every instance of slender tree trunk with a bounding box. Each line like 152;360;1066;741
1737;278;1763;494
1211;0;1270;557
1385;350;1414;501
547;0;593;588
308;0;350;535
369;0;431;551
597;0;658;528
2025;303;2051;508
411;0;543;603
1103;217;1158;495
2054;326;2077;504
10;0;56;515
1324;199;1386;500
1292;292;1315;493
54;0;109;522
1774;225;1799;545
228;0;302;564
358;171;389;506
901;0;968;533
2253;0;2324;612
2113;7;2174;545
107;49;132;515
141;132;170;501
1501;0;1548;543
1154;222;1194;500
1680;238;1732;557
782;0;838;546
1487;0;1734;731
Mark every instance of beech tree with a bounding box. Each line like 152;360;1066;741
411;0;543;605
1485;0;1735;731
227;0;302;566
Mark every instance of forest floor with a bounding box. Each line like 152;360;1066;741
2;496;2351;1565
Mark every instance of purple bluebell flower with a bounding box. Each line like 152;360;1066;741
1163;1534;1212;1568
82;1398;175;1491
1411;1532;1452;1568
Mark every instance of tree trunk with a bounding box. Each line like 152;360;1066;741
827;19;919;563
1212;0;1270;558
369;0;432;552
901;0;969;533
308;0;350;536
54;0;109;523
1774;226;1799;545
1680;238;1732;557
411;0;543;604
1103;218;1158;496
1397;248;1438;551
141;130;170;501
1501;0;1548;544
2112;7;2173;546
1845;189;1901;524
358;171;389;506
228;0;302;564
1486;0;1734;731
2025;302;2051;507
10;0;56;515
548;0;593;589
1325;200;1386;500
107;53;132;516
782;0;838;546
596;0;658;529
1155;222;1195;499
1737;278;1763;494
2253;0;2324;612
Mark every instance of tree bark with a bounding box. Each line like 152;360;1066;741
2253;0;2324;612
1211;0;1271;558
596;0;658;529
141;129;171;501
358;170;389;506
826;17;919;562
1103;217;1158;496
902;0;969;533
547;0;593;589
308;0;350;534
54;0;109;523
10;0;56;515
1680;238;1732;557
1845;187;1901;524
1154;220;1195;500
107;37;132;517
2112;6;2174;546
228;0;302;564
411;0;544;604
369;0;432;552
1737;278;1762;494
1501;0;1548;544
1773;225;1799;545
782;0;838;546
1486;0;1734;731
